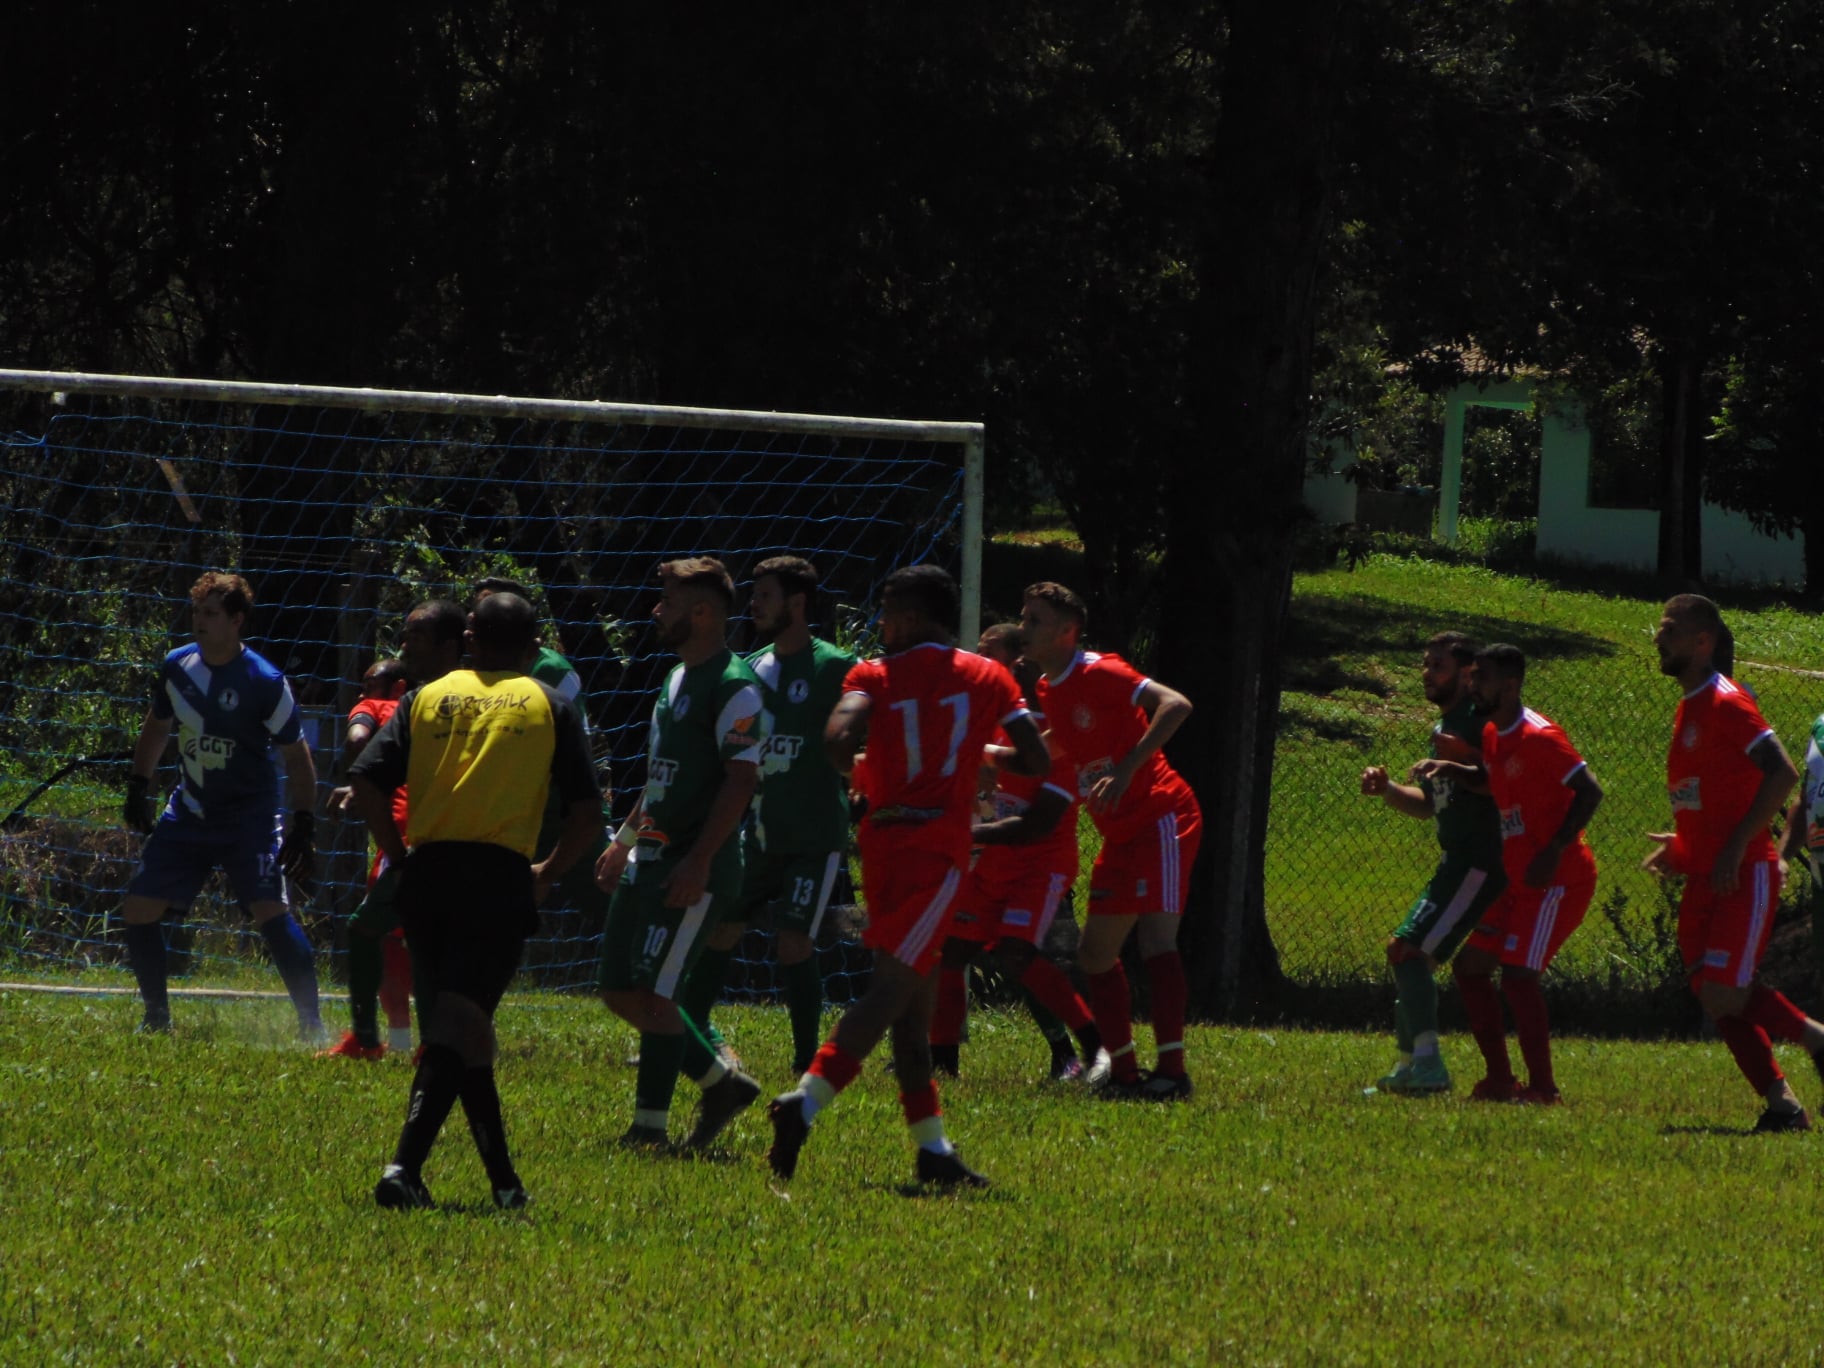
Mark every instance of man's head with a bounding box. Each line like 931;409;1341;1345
189;571;253;655
878;564;960;652
1469;643;1526;716
1655;594;1726;680
1018;581;1087;670
361;657;410;701
471;576;533;608
749;555;817;644
1421;631;1478;709
654;557;735;652
976;621;1023;668
398;599;467;684
468;591;540;671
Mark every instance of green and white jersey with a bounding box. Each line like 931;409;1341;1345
746;636;856;854
634;648;767;874
1801;714;1824;882
531;645;583;706
1419;695;1503;865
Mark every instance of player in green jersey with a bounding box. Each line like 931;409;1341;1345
1358;631;1507;1095
593;558;768;1151
677;556;857;1075
1781;712;1824;978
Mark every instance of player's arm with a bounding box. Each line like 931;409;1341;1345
326;716;378;816
1359;766;1433;819
662;759;760;908
534;701;608;902
1712;733;1800;894
824;691;872;773
347;707;411;868
124;706;173;833
1780;791;1809;872
999;711;1050;778
1090;679;1188;813
1408;757;1490;794
973;784;1070;846
1524;767;1602;889
595;793;645;891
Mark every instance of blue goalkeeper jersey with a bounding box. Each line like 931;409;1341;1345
149;643;303;823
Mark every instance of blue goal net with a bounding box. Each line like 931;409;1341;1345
0;371;982;1003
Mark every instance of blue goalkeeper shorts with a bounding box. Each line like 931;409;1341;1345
127;807;287;913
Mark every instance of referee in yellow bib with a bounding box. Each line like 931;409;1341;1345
351;592;602;1211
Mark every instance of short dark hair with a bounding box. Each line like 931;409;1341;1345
752;555;818;609
365;657;409;693
191;571;253;618
1664;593;1726;638
470;591;538;653
659;557;735;614
1427;631;1479;667
882;564;961;634
1023;581;1087;632
412;599;468;647
1474;642;1527;683
472;575;533;604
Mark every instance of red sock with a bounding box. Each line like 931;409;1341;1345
1742;985;1811;1045
1088;964;1138;1081
806;1040;865;1095
1145;951;1188;1078
1500;975;1554;1092
1717;1016;1783;1093
1019;957;1093;1033
1454;968;1514;1083
379;932;413;1031
899;1080;940;1126
931;965;967;1047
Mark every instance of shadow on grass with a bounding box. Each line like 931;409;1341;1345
1657;1124;1764;1139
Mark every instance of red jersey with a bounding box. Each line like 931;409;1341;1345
1036;651;1198;841
350;696;412;835
844;643;1029;863
1481;707;1597;887
975;722;1080;881
1667;673;1779;874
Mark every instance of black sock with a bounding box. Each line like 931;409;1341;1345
460;1065;519;1190
1074;1021;1104;1060
124;921;170;1024
931;1042;960;1076
392;1043;464;1177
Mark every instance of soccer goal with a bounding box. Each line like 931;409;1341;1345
0;368;984;1001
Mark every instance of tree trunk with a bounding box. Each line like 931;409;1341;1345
1156;0;1343;1019
1655;346;1706;587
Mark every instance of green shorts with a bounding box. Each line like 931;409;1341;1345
596;857;736;998
737;842;844;937
1392;855;1507;964
348;865;402;937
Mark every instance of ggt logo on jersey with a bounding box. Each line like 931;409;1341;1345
761;734;803;774
183;733;237;770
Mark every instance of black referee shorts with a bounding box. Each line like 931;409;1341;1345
397;841;536;1014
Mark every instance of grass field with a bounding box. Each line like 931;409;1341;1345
5;988;1824;1364
1268;554;1824;990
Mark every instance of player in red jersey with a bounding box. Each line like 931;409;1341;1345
930;623;1106;1083
767;566;1049;1187
1643;594;1824;1131
1018;581;1202;1102
1418;644;1603;1104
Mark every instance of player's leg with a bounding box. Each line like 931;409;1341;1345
379;929;415;1052
891;966;988;1187
774;850;843;1074
235;811;321;1036
769;851;961;1179
1391;858;1503;1095
377;852;459;1209
930;935;981;1077
675;915;744;1072
1078;907;1140;1090
1498;876;1591;1103
1135;805;1200;1096
324;864;401;1058
991;868;1101;1079
1451;940;1514;1099
120;816;228;1032
120;893;177;1031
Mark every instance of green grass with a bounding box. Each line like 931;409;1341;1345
1270;554;1824;988
4;988;1824;1363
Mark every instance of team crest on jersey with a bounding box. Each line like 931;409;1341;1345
1682;724;1700;750
672;695;692;719
1073;705;1094;730
1504;755;1523;779
787;678;810;704
217;688;240;713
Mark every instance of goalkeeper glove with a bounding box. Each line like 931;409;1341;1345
124;774;156;834
277;809;315;881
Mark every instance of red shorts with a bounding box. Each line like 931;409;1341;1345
1465;875;1593;970
1087;800;1201;918
859;847;965;974
1679;858;1780;989
951;857;1073;947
